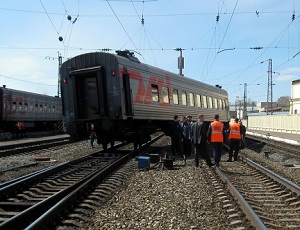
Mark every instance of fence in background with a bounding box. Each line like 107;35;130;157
243;114;300;134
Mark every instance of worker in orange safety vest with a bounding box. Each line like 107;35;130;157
227;118;242;162
207;114;225;167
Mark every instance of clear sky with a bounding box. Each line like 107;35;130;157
0;0;299;105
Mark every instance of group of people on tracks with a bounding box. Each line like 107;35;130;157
170;114;246;168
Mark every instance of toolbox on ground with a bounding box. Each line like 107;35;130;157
138;156;150;169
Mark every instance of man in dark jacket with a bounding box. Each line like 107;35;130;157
170;115;182;158
239;120;246;149
191;114;214;167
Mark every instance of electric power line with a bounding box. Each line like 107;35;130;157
0;74;56;86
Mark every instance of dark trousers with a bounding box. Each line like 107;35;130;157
211;142;223;166
194;141;212;167
183;137;192;156
229;139;240;160
90;137;95;147
240;137;245;149
15;128;19;138
171;135;182;156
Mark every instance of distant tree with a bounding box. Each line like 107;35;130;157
277;96;290;106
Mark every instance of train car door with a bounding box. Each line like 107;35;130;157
71;68;107;120
83;77;99;119
122;74;133;116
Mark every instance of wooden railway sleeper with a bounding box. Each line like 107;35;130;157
59;219;84;228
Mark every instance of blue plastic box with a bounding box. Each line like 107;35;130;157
138;156;150;169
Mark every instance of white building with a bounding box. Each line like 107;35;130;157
289;79;300;115
229;105;259;119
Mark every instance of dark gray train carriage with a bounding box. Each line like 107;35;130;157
60;50;230;149
0;86;63;133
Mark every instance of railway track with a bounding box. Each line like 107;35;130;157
245;134;300;157
0;134;163;229
0;135;70;157
217;157;300;229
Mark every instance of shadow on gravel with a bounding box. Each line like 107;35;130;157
245;141;266;153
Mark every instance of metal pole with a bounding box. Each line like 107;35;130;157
243;83;247;118
267;59;272;115
175;48;184;76
179;49;183;76
58;52;62;97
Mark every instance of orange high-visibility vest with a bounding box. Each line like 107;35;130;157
210;121;224;142
229;123;241;140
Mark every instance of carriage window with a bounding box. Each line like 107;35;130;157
202;95;207;108
190;93;195;107
87;81;96;90
182;91;187;105
225;99;229;110
213;98;218;109
173;89;179;105
40;105;43;112
152;84;159;102
24;103;28;111
52;106;55;113
219;99;223;110
29;104;33;112
208;97;213;108
12;102;16;111
196;94;201;107
18;102;22;111
162;86;169;103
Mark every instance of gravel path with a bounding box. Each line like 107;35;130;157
88;136;232;230
88;161;232;229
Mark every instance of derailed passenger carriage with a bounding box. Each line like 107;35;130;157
60;50;230;149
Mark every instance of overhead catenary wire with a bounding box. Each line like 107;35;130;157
0;74;56;86
204;0;239;80
39;0;60;37
129;0;161;66
106;0;139;52
2;6;299;17
211;12;300;93
0;1;299;98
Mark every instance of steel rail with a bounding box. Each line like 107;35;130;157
216;167;267;230
0;141;126;196
0;162;38;173
26;133;163;229
0;138;70;157
0;133;163;229
241;156;300;196
0;164;58;189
